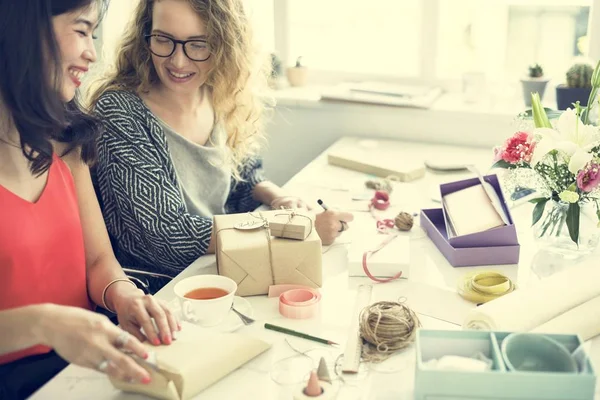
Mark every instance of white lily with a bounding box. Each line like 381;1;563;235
531;108;600;173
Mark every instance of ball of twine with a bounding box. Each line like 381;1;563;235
394;212;414;231
358;301;421;363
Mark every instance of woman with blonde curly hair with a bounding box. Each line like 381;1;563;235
90;0;353;292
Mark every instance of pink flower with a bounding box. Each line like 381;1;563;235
577;160;600;192
498;131;536;164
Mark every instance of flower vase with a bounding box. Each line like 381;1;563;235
533;200;600;258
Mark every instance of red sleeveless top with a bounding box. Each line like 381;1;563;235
0;154;91;364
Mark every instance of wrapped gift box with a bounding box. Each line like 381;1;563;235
268;211;313;240
214;210;322;296
110;324;270;400
415;329;595;400
347;234;410;278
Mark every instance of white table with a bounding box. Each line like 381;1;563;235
32;137;600;399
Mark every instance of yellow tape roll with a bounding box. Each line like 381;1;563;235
457;271;515;304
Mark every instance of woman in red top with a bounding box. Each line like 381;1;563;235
0;1;179;397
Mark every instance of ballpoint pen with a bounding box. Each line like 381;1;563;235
317;199;347;232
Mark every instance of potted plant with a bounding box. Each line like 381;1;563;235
556;63;594;110
286;56;308;87
520;63;549;107
268;53;282;89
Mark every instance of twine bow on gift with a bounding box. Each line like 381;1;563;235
274;210;314;240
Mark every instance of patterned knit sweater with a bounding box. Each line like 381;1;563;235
93;90;265;282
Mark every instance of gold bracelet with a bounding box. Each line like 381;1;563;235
101;278;137;313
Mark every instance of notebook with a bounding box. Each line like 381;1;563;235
442;184;506;237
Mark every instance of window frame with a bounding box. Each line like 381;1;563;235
272;0;600;89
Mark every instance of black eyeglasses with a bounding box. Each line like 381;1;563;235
145;34;211;62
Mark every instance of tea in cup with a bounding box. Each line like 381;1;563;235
173;275;237;327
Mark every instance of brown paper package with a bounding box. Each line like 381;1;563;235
214;210;322;296
109;326;270;400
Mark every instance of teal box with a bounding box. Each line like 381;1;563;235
415;329;596;400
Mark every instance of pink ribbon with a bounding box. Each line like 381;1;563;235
268;285;321;319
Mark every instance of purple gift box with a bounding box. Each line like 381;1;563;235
420;174;520;267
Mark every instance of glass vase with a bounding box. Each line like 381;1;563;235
532;200;600;259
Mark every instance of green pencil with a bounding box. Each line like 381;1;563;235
264;323;339;346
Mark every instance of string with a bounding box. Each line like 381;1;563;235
365;175;401;194
358;300;421;363
216;212;275;285
0;137;21;149
274;210;314;239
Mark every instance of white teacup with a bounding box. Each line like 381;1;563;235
173;275;237;327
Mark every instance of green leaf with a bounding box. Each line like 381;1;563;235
532;199;549;226
529;197;549;204
567;202;580;245
531;93;553;128
491;160;514;169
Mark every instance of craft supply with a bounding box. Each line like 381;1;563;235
269;211;314;240
394;212;414;231
326;142;426;182
341;285;373;373
360;236;404;283
109;322;270;400
268;284;322;319
457;271;515;304
364;175;400;194
214;211;322;296
317;199;348;232
317;357;332;383
370;190;390;211
463;262;600;333
359;301;420;363
532;295;600;341
347;233;410;279
293;370;335;400
264;323;338;346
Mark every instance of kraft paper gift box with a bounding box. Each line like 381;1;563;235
214;210;322;296
420;175;520;267
268;210;313;240
110;323;271;400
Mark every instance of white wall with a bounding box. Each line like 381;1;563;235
261;99;516;186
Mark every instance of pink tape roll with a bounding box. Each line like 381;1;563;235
269;285;321;319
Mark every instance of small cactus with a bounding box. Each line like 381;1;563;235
566;63;594;88
294;56;303;68
528;63;543;78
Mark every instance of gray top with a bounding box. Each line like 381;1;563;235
159;118;232;218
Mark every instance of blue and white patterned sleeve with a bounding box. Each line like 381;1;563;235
94;91;212;274
225;157;266;214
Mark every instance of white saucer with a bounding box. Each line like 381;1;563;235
169;296;254;333
217;296;254;333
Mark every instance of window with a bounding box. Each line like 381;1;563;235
436;0;591;81
287;0;422;77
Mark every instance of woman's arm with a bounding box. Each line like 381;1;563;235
95;92;214;270
63;150;178;345
0;305;46;355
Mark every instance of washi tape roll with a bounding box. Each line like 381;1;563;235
457;271;515;304
269;285;321;319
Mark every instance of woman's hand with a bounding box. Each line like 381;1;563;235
109;284;180;347
315;210;354;245
270;196;312;211
40;304;152;384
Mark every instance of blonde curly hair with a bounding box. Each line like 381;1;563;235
89;0;270;180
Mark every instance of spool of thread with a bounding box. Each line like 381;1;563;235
293;370;335;400
359;301;421;363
